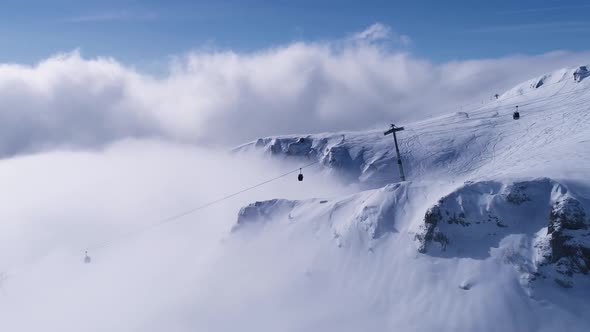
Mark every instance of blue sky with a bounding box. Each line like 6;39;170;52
1;0;589;67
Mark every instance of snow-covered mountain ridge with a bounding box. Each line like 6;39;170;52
229;65;590;330
235;64;590;261
236;177;590;289
236;65;590;187
416;178;589;289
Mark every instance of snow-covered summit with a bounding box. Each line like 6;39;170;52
236;64;590;189
500;64;589;99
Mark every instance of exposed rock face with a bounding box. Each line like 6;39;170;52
415;206;447;253
415;178;590;287
547;198;590;277
262;137;320;158
531;75;548;89
549;198;588;234
286;138;314;156
573;66;589;83
238;134;377;185
235;199;297;230
505;183;531;205
413;180;532;259
323;145;364;182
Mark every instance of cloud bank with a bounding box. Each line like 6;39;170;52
0;24;589;157
0;141;357;332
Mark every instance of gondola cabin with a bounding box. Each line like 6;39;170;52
84;251;91;264
513;106;520;120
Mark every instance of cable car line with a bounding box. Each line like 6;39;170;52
406;84;590;134
83;160;319;257
52;80;590;263
414;81;590;129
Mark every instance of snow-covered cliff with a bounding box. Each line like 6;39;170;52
229;64;590;331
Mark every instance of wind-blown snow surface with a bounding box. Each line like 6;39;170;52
232;65;590;331
1;65;590;331
237;65;590;187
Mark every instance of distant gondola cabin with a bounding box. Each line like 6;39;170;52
513;111;520;120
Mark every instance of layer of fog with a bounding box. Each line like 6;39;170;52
0;139;355;268
2;139;585;332
1;23;589;157
0;139;363;331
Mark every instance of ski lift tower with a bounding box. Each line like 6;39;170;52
384;124;406;182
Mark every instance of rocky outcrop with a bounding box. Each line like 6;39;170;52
414;180;528;258
415;179;590;287
238;134;374;185
573;66;589;83
260;137;321;159
531;75;548;89
415;206;447;253
234;199;297;230
546;198;590;284
505;182;531;205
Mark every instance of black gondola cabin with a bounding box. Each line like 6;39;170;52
513;111;520;120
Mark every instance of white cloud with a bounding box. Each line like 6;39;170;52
350;23;411;46
0;141;356;332
0;25;588;157
351;23;393;42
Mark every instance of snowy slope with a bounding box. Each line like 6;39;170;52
229;65;590;331
233;178;590;331
236;65;590;187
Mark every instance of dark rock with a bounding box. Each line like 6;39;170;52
255;138;266;147
574;66;589;83
448;212;469;226
269;139;283;155
458;281;472;290
548;198;587;233
554;277;573;289
533;76;546;89
416;206;448;253
547;197;590;277
496;221;508;228
505;183;531;205
235;199;297;229
286;137;314;157
321;145;364;182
